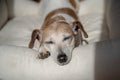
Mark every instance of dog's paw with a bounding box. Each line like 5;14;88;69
37;51;50;59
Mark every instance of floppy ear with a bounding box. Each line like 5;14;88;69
29;29;41;48
72;21;88;38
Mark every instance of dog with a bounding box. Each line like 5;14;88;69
29;0;88;65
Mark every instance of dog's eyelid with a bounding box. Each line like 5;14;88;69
45;41;54;44
63;35;72;41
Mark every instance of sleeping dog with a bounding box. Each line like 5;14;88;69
29;0;88;65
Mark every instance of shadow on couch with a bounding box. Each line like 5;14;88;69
95;0;120;80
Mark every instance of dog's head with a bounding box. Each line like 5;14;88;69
29;17;88;65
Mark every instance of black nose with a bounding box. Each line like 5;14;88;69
57;54;68;63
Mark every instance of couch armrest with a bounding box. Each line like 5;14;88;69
0;0;8;29
107;0;120;39
0;38;120;80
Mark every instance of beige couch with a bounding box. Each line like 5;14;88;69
0;0;120;80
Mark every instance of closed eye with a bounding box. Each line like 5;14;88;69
45;41;54;44
63;36;72;41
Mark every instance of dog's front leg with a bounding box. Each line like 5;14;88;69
38;46;50;59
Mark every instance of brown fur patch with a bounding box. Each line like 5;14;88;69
44;16;66;27
29;29;41;48
45;8;79;21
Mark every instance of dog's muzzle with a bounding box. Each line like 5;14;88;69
55;46;73;66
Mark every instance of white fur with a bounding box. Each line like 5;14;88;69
37;0;78;65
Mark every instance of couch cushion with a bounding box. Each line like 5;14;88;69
0;0;8;29
79;0;104;16
0;8;108;49
0;16;41;50
80;13;109;43
6;0;40;18
78;0;109;43
0;38;120;80
0;14;108;51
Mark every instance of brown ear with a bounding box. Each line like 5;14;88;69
29;29;41;48
69;0;77;9
72;21;88;38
